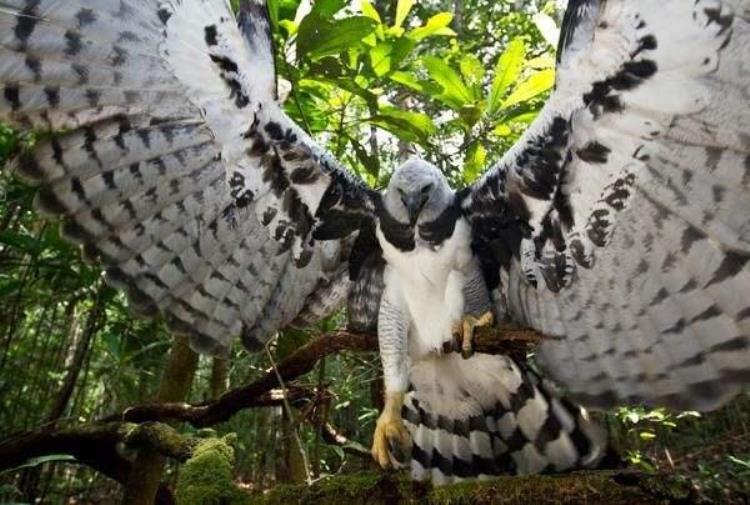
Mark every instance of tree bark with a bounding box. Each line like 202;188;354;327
121;335;199;505
209;357;229;400
278;409;309;484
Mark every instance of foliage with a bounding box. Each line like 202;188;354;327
249;0;558;187
612;406;701;471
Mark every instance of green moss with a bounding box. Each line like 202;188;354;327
247;470;699;505
246;472;421;505
175;434;249;505
633;473;694;502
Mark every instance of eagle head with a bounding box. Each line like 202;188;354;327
384;158;453;226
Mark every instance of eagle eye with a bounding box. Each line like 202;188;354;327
421;183;433;194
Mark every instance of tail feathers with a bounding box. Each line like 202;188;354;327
402;354;607;485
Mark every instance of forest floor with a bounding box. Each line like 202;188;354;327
169;407;750;505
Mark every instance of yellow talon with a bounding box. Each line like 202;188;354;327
453;311;494;359
371;392;410;469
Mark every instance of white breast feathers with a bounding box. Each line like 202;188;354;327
378;218;473;359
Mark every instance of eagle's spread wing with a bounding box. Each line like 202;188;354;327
466;0;750;410
0;0;375;352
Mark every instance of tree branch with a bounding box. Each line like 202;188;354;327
113;326;540;427
0;326;542;476
0;422;195;475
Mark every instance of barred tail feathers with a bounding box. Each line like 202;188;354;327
402;353;607;485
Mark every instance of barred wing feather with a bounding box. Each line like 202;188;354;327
0;0;370;352
468;0;750;411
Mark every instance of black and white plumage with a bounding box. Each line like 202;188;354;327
2;0;750;483
403;354;607;483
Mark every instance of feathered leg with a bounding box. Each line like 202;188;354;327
372;287;411;469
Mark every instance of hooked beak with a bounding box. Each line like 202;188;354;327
403;193;428;225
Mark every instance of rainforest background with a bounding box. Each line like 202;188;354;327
0;0;748;503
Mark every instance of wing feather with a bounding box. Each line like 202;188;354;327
468;0;750;410
0;0;374;353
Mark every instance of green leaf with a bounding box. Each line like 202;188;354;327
297;14;377;61
332;445;345;461
368;106;436;145
0;124;18;163
389;70;424;92
394;0;415;29
276;329;311;359
278;18;298;36
368;37;414;77
492;123;512;137
101;331;122;360
308;57;348;79
359;0;381;23
0;278;22;297
390;37;415;70
0;455;77;476
408;12;455;41
370;41;393;76
350;137;380;178
422;56;473;109
526;54;555;69
311;0;346;18
504;110;539;125
502;68;555;109
458;104;483;130
728;455;750;470
0;231;42;254
299;73;379;110
266;0;280;25
389;71;440;97
463;142;487;184
487;38;525;116
459;54;484;86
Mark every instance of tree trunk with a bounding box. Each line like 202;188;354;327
311;358;326;478
19;284;105;503
121;335;198;505
453;0;464;37
46;285;105;423
279;409;308;484
209;357;228;400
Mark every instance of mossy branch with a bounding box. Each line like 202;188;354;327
0;421;196;475
244;470;699;505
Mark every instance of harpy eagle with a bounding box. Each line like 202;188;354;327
2;0;750;484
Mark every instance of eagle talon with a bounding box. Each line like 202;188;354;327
453;311;494;359
371;392;410;469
